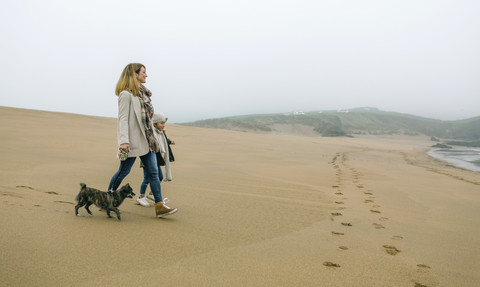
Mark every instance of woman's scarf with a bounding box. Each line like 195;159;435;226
139;84;152;97
138;85;158;152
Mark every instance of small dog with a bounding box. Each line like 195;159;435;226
75;183;135;220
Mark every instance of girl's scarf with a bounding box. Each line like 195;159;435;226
138;85;158;152
156;128;172;181
155;127;167;154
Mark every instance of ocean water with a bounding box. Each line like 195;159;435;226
427;148;480;172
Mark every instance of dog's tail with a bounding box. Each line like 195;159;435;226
75;183;87;202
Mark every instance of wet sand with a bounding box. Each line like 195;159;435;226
1;106;479;286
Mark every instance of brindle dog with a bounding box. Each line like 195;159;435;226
75;183;135;220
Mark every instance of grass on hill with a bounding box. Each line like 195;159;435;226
181;107;480;143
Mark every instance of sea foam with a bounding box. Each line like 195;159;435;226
428;148;480;172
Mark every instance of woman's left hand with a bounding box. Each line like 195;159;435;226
119;143;130;152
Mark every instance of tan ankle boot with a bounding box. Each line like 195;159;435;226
155;201;177;218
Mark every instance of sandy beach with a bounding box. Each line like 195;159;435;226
1;106;479;287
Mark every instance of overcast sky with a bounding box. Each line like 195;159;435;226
1;0;479;123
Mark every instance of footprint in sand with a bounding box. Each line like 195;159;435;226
335;201;344;204
15;186;59;195
332;185;340;188
417;264;431;269
379;217;389;221
331;231;344;235
331;212;342;216
372;205;381;208
370;209;381;214
392;235;403;240
383;245;400;255
414;283;427;287
323;261;341;268
55;201;74;205
1;192;23;198
335;192;343;195
338;246;349;250
364;199;374;203
16;185;34;189
356;185;364;188
373;223;385;229
341;222;352;226
364;192;373;195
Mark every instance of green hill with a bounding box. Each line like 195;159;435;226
181;107;480;143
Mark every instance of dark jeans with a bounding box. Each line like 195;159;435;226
108;151;162;203
140;164;164;197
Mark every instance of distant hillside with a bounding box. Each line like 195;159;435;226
181;108;480;143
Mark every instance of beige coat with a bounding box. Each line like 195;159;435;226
117;90;152;157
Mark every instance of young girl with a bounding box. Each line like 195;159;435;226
136;113;176;208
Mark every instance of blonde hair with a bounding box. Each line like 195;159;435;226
115;63;145;96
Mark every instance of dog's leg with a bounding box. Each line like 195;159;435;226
106;210;113;218
113;208;121;221
74;204;83;216
85;202;94;215
75;195;86;216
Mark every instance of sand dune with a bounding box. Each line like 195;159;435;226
1;106;479;286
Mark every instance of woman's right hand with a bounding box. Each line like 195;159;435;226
119;143;130;152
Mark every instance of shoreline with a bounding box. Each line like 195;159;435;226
427;147;480;172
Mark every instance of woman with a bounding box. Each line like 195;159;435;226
107;63;177;218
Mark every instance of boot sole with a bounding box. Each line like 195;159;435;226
157;208;178;218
